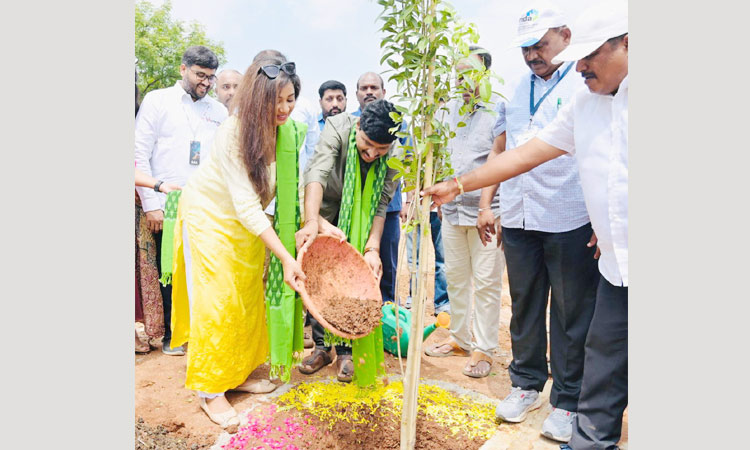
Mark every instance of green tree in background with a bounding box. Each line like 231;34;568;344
135;0;226;98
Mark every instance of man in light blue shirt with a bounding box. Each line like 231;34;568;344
478;2;599;443
317;80;348;131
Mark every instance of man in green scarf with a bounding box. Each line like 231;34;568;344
296;99;400;382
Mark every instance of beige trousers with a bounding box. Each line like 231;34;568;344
441;220;505;356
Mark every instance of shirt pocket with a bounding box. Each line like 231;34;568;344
467;115;495;155
505;104;530;150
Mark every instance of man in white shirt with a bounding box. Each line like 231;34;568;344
482;3;599;443
135;45;228;355
215;69;242;109
423;2;628;448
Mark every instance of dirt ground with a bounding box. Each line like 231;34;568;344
135;233;628;449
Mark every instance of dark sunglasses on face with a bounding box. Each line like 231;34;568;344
258;62;296;79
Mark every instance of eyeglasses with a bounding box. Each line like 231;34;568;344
258;62;296;79
190;69;217;83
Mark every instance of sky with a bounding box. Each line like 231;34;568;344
148;0;598;115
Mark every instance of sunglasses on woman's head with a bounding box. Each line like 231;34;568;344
258;62;296;79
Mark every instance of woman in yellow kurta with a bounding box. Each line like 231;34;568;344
169;54;306;432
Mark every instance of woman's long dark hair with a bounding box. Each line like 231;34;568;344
233;53;300;204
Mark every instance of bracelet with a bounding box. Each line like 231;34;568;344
364;247;380;255
153;180;164;193
478;207;491;212
453;176;465;195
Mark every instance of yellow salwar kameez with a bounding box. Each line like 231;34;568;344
169;116;279;394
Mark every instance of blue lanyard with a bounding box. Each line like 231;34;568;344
529;62;573;121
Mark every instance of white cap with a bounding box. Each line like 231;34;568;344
552;0;628;63
510;1;567;48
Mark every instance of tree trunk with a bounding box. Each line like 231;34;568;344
400;1;437;448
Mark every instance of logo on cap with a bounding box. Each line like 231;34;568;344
520;9;539;23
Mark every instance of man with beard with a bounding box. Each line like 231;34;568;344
351;72;403;306
215;69;242;109
317;80;347;130
135;45;227;356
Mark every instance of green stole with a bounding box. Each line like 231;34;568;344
159;190;182;286
336;124;388;387
265;119;308;383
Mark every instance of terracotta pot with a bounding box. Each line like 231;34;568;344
297;235;382;340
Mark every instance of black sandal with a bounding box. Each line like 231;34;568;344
336;355;354;382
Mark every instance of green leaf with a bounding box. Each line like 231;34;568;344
386;157;405;172
380;51;395;64
479;77;491;103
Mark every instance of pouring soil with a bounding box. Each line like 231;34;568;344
298;235;383;339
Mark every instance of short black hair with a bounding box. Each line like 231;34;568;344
356;72;385;90
318;80;347;98
359;99;398;144
182;46;219;69
606;33;628;46
468;45;492;70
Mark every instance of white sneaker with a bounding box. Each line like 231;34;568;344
494;387;542;423
541;407;577;442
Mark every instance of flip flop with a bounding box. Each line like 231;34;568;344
199;398;240;433
230;379;277;394
462;351;493;378
424;340;470;357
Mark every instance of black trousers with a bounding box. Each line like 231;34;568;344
154;230;173;342
503;223;599;411
569;276;628;450
311;316;352;356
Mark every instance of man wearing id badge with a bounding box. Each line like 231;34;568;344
477;2;599;443
135;45;228;356
426;2;629;447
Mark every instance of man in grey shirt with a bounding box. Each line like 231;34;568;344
424;48;505;380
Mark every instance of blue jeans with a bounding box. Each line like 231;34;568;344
379;211;400;303
406;211;449;309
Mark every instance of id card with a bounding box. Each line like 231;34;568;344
189;140;201;165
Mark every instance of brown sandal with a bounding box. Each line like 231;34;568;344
335;355;354;382
462;351;493;378
424;340;470;357
298;348;333;374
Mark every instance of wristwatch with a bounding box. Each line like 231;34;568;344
153;180;164;192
